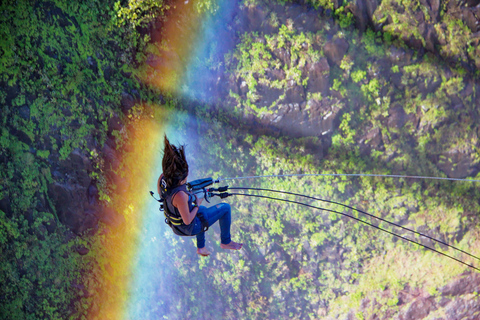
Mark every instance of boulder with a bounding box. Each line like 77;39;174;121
36;224;48;241
440;272;480;296
107;111;124;133
306;58;330;95
247;5;269;31
352;0;380;31
0;195;12;217
145;50;179;70
98;207;125;228
102;143;121;173
43;217;57;234
387;104;407;129
419;77;442;96
285;85;305;104
76;246;89;255
256;84;282;107
47;182;88;234
46;146;103;234
18;105;30;119
293;9;322;32
364;127;383;148
390;73;403;89
58;149;92;188
324;38;349;66
274;47;291;68
388;45;413;65
103;65;114;81
120;92;135;114
285;3;307;21
352;0;369;31
444;296;480;320
402;297;435;320
87;183;99;206
437;151;477;179
87;56;98;74
427;0;441;22
82;209;99;231
464;8;480;32
365;0;380;25
423;24;438;52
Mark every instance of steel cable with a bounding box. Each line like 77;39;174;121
229;187;480;262
221;191;480;272
220;173;480;183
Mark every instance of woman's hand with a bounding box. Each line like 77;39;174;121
194;194;204;206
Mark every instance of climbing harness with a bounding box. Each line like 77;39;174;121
149;177;217;235
150;174;480;272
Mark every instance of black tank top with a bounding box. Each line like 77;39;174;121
160;176;197;234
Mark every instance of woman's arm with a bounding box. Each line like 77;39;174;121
157;174;163;196
172;191;199;225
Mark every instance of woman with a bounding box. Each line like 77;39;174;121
158;135;243;256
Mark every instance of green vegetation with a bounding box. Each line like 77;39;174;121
1;0;480;319
176;0;480;318
186;116;480;319
227;25;322;115
0;0;170;318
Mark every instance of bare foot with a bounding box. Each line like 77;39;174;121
197;247;211;257
220;241;243;250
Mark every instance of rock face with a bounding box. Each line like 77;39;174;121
324;38;349;66
363;127;383;149
285;85;306;104
46;148;101;234
402;297;435;319
48;182;98;234
437;151;478;179
352;0;380;31
440;272;480;296
355;273;480;319
371;0;479;58
44;108;129;234
120;92;135;113
306;58;330;95
257;83;283;107
387;104;407;129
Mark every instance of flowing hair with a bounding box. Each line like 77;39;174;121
162;135;189;187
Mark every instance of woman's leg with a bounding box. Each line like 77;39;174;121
195;219;206;249
195;203;232;248
212;203;232;245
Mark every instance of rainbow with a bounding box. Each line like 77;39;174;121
89;1;235;318
140;0;237;101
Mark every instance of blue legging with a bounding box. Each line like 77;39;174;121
191;203;232;249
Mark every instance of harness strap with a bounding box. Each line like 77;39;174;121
159;175;209;235
164;210;183;226
164;205;209;232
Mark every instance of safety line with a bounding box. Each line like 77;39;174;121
229;187;480;262
220;173;480;183
227;192;480;272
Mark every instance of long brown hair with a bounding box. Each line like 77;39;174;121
162;135;189;187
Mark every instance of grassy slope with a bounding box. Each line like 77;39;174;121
0;0;166;318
